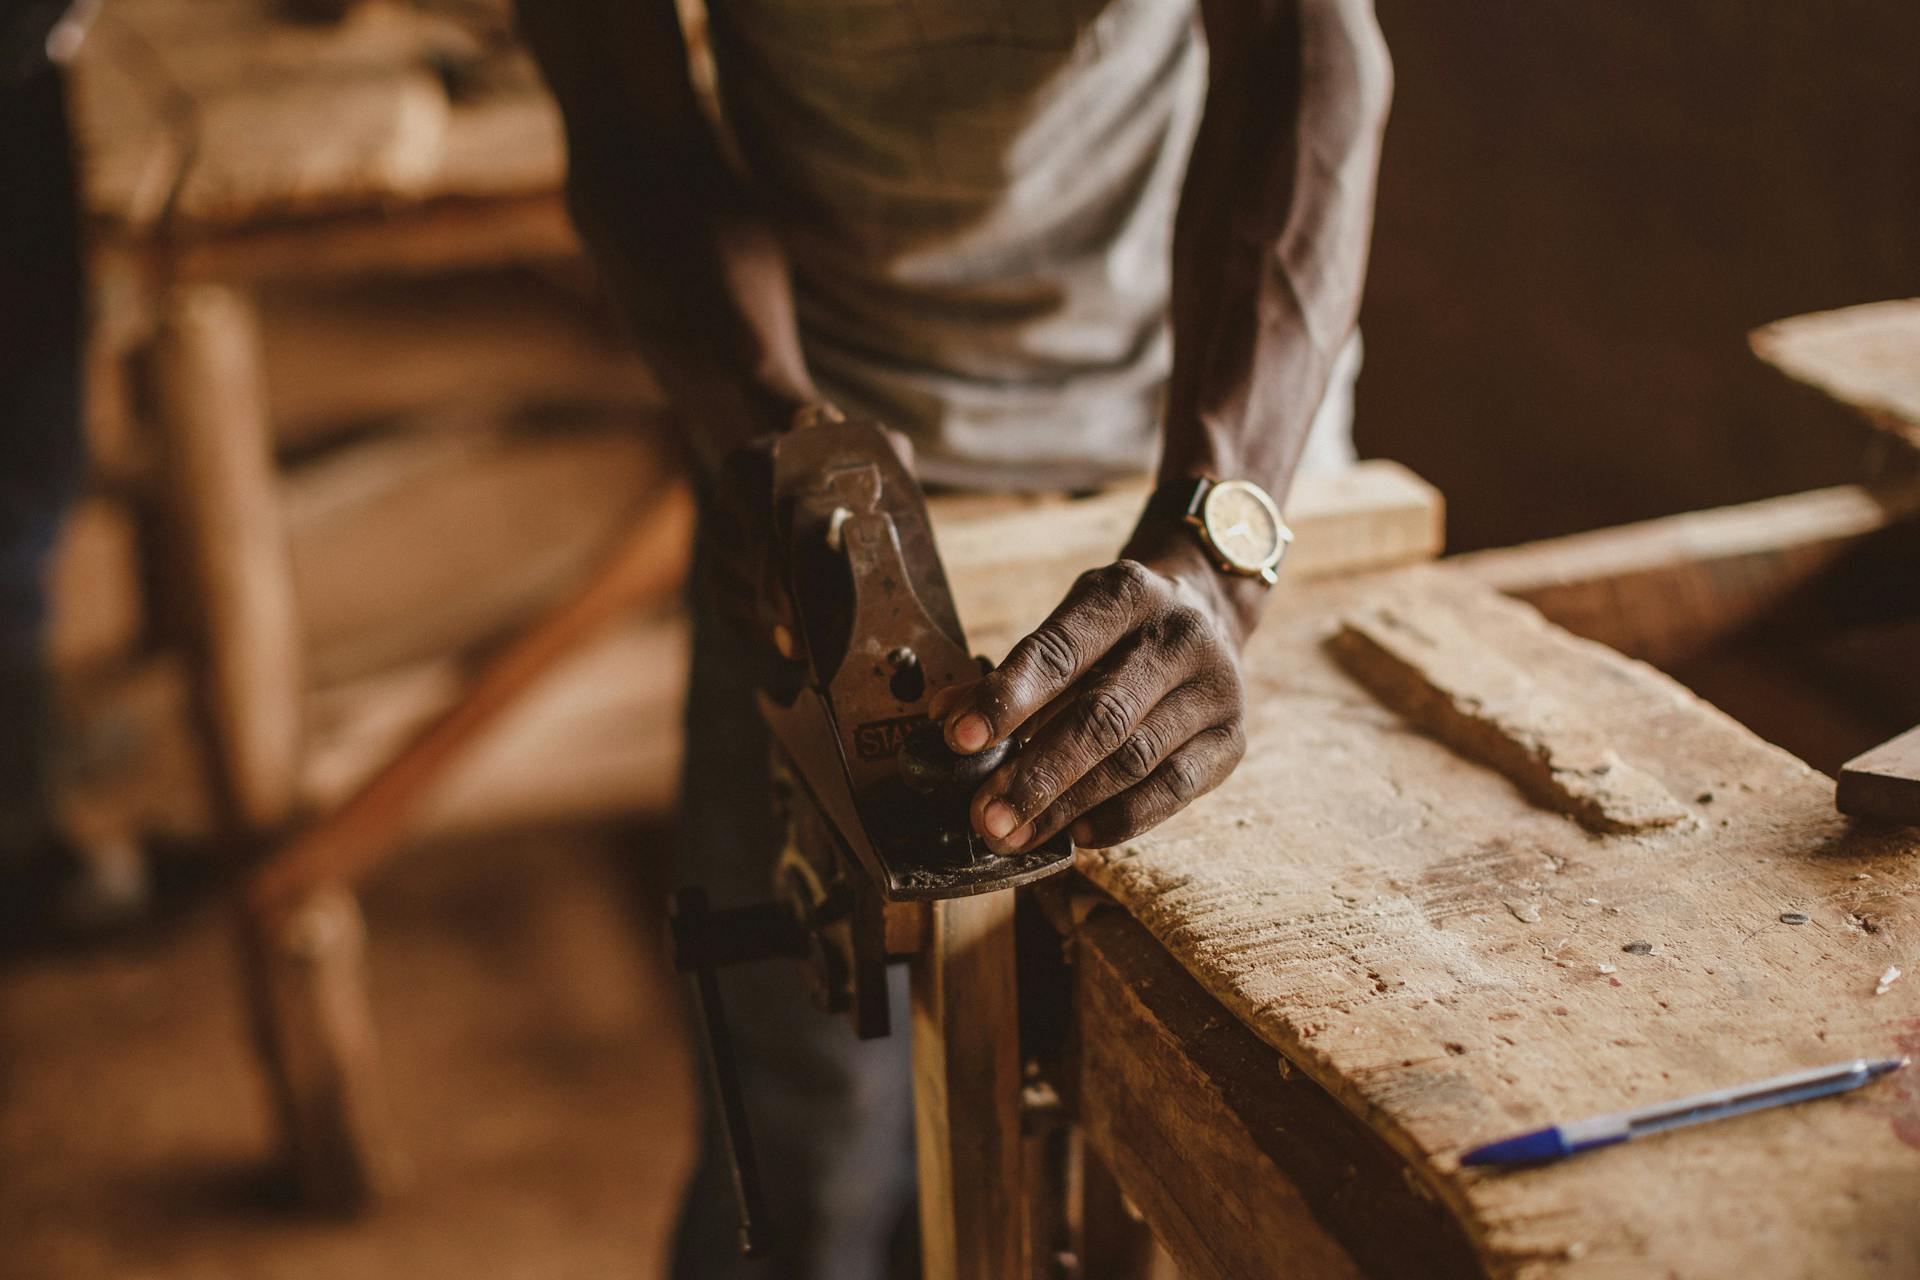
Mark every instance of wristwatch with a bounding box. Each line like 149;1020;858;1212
1146;476;1294;586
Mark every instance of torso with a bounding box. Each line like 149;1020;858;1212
705;0;1206;489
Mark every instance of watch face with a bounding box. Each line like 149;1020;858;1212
1201;480;1290;573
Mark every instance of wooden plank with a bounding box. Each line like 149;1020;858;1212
102;194;580;285
1839;726;1920;826
1330;598;1689;834
251;483;693;912
1075;908;1481;1280
255;276;654;449
910;892;1025;1280
151;284;304;830
1751;300;1920;449
300;612;687;836
52;609;689;856
282;424;675;685
1448;480;1920;666
72;0;552;233
168;74;450;228
935;460;1444;661
1052;564;1920;1277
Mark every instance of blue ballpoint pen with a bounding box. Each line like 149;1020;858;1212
1461;1055;1910;1168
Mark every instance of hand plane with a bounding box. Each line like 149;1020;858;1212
667;417;1073;1254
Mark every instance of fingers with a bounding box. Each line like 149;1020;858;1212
942;561;1157;754
1069;724;1247;849
970;635;1199;849
985;683;1227;852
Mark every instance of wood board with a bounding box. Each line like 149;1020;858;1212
1044;565;1920;1278
940;460;1443;659
1450;479;1920;668
71;0;564;236
1840;727;1920;829
1751;300;1920;452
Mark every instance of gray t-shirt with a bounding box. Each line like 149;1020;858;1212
704;0;1354;490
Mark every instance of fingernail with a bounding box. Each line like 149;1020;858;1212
1071;820;1095;846
951;713;990;753
982;800;1017;840
1000;823;1034;854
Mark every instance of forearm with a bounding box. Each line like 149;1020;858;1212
517;0;818;467
1157;0;1392;506
569;133;819;465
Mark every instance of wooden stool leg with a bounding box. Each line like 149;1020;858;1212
910;892;1026;1280
151;283;303;831
243;886;402;1210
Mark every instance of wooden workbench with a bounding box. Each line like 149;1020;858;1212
949;519;1920;1277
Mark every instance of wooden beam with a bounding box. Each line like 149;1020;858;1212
299;614;687;837
1074;907;1479;1280
1838;725;1920;826
254;276;654;451
910;892;1026;1280
937;459;1444;660
105;193;579;286
1062;567;1920;1276
151;284;304;831
250;483;693;913
282;424;677;685
1750;299;1920;451
1448;480;1920;666
242;886;403;1211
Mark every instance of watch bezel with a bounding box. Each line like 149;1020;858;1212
1198;478;1292;580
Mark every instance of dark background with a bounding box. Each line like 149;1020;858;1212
1360;1;1920;550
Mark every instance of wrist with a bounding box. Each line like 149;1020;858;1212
1123;518;1268;649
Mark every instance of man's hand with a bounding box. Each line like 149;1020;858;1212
930;533;1264;853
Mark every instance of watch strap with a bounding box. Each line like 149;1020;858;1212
1143;475;1212;525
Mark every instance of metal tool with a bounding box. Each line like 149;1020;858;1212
1461;1055;1910;1168
667;418;1074;1253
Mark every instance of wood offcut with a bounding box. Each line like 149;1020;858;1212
1328;585;1690;834
1839;726;1920;827
1751;298;1920;449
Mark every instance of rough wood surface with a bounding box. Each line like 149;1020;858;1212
1449;480;1920;667
1839;726;1920;827
1076;907;1482;1280
1041;565;1920;1278
1752;299;1920;449
910;893;1026;1280
1330;598;1690;834
152;285;304;830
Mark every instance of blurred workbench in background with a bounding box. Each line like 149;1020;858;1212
51;0;687;873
